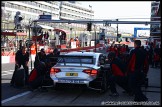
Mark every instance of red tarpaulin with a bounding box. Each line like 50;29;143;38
120;41;131;45
53;28;69;34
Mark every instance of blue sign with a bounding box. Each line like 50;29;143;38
134;27;150;38
39;15;51;20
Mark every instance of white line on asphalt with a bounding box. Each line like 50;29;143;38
2;67;33;72
2;67;34;76
2;72;13;76
1;91;31;104
2;70;14;73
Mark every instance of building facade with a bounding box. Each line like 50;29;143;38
150;1;161;37
59;1;94;20
2;1;60;23
1;1;94;29
58;1;94;30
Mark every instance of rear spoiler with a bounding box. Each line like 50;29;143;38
48;55;94;66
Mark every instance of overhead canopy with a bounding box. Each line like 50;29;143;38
30;24;54;30
1;31;27;36
33;19;161;25
53;28;69;34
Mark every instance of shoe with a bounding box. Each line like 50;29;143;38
109;92;119;97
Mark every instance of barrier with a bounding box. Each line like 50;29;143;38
1;51;15;56
2;44;105;64
2;56;10;64
10;56;15;63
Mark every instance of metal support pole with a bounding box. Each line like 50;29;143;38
28;18;32;71
34;22;38;54
70;27;72;40
16;26;18;52
94;24;96;52
70;27;72;48
116;19;118;42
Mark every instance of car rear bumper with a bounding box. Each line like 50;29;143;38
51;77;103;91
52;78;90;86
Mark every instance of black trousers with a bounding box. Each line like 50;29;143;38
109;75;130;93
11;63;29;85
128;72;147;101
152;60;159;68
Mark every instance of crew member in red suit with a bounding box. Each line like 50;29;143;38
108;52;132;96
127;40;148;101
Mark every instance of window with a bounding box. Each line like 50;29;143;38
30;8;32;12
58;56;95;64
35;2;38;7
23;6;26;11
10;3;13;8
8;3;11;8
26;7;28;12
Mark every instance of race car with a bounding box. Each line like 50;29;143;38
49;52;111;93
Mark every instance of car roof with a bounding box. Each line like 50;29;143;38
66;52;101;58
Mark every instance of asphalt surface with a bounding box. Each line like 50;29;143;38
1;49;161;106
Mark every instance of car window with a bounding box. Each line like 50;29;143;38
58;57;96;64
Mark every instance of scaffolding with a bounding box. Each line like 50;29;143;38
1;21;27;56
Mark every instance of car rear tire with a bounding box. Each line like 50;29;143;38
100;72;108;93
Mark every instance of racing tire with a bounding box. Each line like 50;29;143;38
14;68;26;87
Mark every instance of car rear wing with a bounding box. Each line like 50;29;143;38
47;55;94;66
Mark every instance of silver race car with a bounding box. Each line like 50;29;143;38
50;52;110;93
